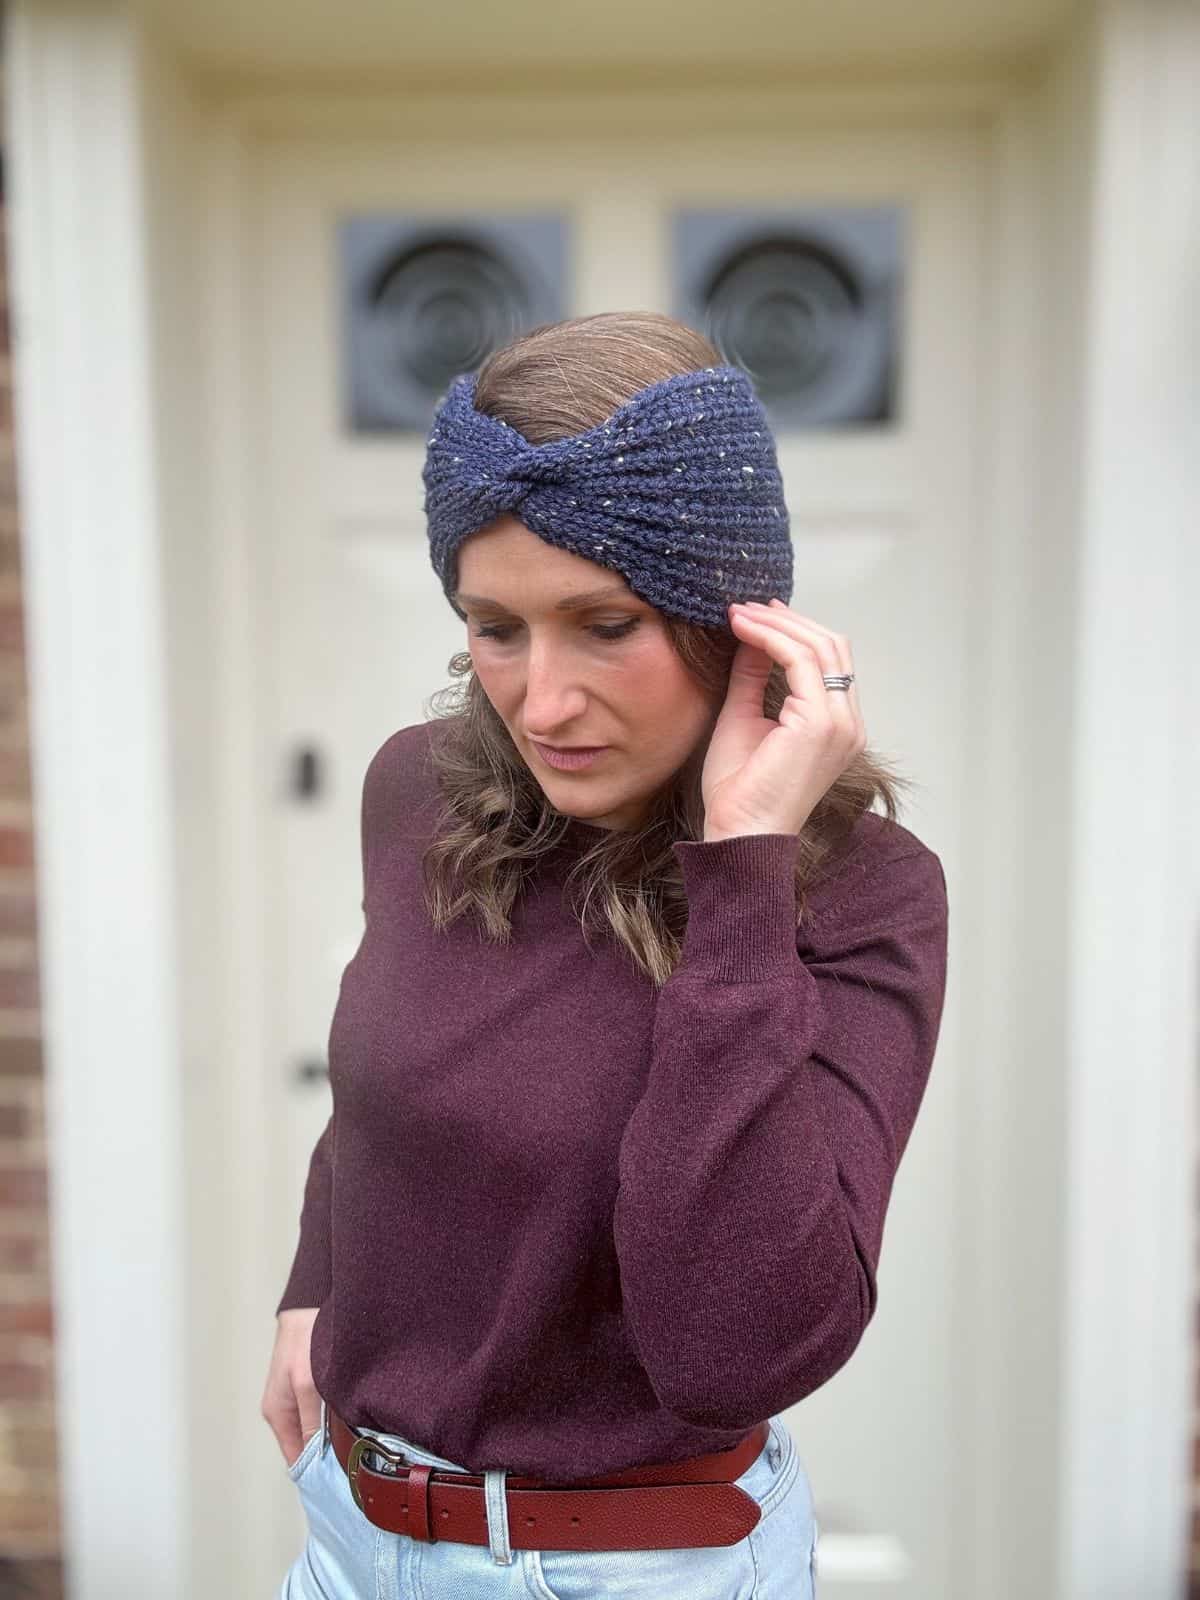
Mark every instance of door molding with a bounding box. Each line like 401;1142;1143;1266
1050;6;1200;1596
4;5;192;1593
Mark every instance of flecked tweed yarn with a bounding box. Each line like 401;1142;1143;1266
422;363;793;631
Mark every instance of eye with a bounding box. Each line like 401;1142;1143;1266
590;619;640;641
471;619;640;643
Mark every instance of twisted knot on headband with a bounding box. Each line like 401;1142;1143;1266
423;362;793;630
504;444;575;491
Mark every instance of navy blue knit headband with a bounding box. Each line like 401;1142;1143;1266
422;363;792;630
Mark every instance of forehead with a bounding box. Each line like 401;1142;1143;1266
455;517;638;604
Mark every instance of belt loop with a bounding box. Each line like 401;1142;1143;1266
483;1469;513;1564
319;1397;329;1457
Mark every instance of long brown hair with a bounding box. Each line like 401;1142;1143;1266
422;310;913;985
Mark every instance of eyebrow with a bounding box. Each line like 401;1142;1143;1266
453;585;633;613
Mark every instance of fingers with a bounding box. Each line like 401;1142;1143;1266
263;1380;299;1465
753;600;853;679
263;1371;321;1467
764;598;850;658
286;1410;324;1471
277;1400;323;1469
265;1306;323;1467
731;601;863;744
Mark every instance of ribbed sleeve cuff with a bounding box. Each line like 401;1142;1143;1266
671;832;801;982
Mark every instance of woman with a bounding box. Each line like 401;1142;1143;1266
262;310;950;1599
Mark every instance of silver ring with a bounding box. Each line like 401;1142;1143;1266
822;673;855;692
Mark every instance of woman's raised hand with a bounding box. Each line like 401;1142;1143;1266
701;599;866;842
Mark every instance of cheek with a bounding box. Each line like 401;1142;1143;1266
468;653;514;706
619;653;709;736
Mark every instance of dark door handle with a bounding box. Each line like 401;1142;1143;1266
292;1057;330;1085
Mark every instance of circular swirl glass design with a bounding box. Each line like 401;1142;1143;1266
698;233;893;424
364;238;536;404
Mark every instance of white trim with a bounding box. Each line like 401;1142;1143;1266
963;81;1058;1600
200;111;289;1592
199;61;1030;140
1060;3;1200;1595
3;2;189;1592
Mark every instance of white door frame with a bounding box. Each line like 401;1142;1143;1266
1049;5;1200;1595
5;4;1196;1596
3;6;192;1594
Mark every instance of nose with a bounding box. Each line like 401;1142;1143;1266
521;637;589;734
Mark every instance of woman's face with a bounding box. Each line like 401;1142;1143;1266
454;517;716;832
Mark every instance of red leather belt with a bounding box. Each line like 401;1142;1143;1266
326;1404;769;1551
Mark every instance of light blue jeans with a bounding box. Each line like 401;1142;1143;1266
279;1397;820;1598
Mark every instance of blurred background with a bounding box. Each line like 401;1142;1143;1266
0;0;1196;1595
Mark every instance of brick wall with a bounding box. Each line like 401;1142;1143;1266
0;154;63;1600
1194;1254;1200;1599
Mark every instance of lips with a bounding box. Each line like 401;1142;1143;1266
532;741;609;771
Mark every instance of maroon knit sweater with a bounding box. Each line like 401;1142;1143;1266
276;719;949;1480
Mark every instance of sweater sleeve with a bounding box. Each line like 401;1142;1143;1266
275;1112;336;1315
612;831;949;1429
274;733;397;1317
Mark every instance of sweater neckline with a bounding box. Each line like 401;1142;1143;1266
545;814;631;859
561;815;619;838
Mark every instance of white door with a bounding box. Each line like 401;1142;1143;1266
250;121;978;1595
